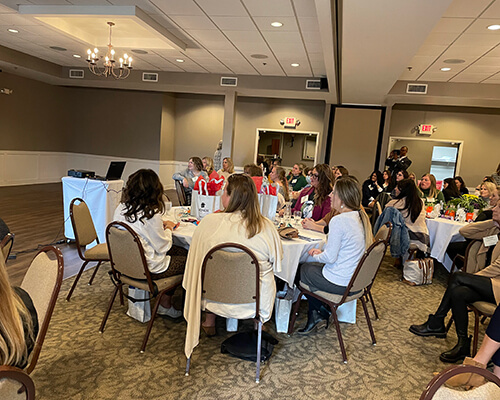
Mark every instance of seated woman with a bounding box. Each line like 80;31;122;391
217;157;235;180
182;174;282;351
386;179;429;257
0;256;39;369
297;177;373;333
396;169;409;183
454;176;469;195
287;164;308;192
479;182;497;204
382;170;393;193
243;164;263;177
269;166;289;209
114;169;186;318
292;164;333;221
202;156;218;180
442;177;462;202
419;173;445;203
334;166;349;179
362;170;384;208
410;199;500;363
172;157;208;205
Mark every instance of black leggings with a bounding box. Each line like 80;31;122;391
435;272;495;337
487;305;500;366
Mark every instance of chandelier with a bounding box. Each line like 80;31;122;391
86;22;132;79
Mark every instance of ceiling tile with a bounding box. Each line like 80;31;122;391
0;4;16;13
480;0;500;18
416;44;448;57
0;14;39;26
253;16;298;31
461;64;499;73
308;52;323;62
418;71;451;82
292;0;318;18
303;41;322;53
211;16;256;31
453;33;500;47
311;65;326;77
450;72;493;82
169;15;217;30
301;30;321;44
225;29;264;44
483;44;500;56
466;18;500;34
440;43;494;58
442;0;492;18
474;55;500;66
482;74;500;83
188;29;228;42
196;0;248;17
263;30;302;44
150;0;204;16
430;17;472;34
105;0;158;14
243;0;294;17
209;49;243;58
423;32;461;46
297;16;319;32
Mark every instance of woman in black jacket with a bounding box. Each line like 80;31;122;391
362;171;383;208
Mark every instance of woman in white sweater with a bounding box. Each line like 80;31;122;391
298;177;373;334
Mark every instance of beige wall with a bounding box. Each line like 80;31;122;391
329;107;382;180
388;105;500;188
160;93;176;161
234;97;325;167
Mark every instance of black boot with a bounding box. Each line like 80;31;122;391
298;310;327;335
319;305;331;329
409;314;446;338
439;335;471;363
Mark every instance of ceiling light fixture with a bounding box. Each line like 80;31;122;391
291;63;299;67
176;59;184;63
440;67;451;71
73;54;81;58
487;24;500;31
7;29;18;33
271;22;283;27
86;22;132;79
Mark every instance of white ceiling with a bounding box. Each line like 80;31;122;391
0;0;499;105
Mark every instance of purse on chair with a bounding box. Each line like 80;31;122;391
403;250;434;286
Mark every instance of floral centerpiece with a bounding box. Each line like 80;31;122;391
447;194;489;213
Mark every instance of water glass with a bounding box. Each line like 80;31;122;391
293;211;302;227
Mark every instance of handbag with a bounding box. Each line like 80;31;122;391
403;250;434;286
258;184;278;221
126;286;151;323
190;179;222;219
278;226;299;240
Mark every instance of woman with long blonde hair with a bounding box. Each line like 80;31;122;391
183;174;282;356
0;256;38;368
217;157;235;180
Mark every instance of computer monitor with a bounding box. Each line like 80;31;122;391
105;161;126;181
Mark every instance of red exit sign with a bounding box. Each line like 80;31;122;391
418;124;434;135
284;117;296;128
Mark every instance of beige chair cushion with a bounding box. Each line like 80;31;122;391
471;301;497;316
84;243;109;260
0;378;27;400
432;382;500;400
121;274;183;293
300;282;363;304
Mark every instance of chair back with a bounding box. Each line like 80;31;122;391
0;365;36;400
70;198;98;247
1;232;14;262
201;243;260;316
20;246;64;374
347;240;388;296
464;240;486;274
106;222;154;290
374;222;392;243
175;180;188;206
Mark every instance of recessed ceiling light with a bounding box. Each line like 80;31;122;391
131;49;148;55
49;46;67;51
73;54;81;58
271;22;283;27
291;63;299;67
440;67;451;71
176;59;185;63
487;24;500;31
8;29;18;33
444;58;465;64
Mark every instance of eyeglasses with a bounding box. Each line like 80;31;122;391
311;173;319;178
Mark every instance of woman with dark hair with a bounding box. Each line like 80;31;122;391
386;178;429;255
287;163;308;192
396;169;409;183
172;157;208;204
442;177;462;202
334;166;349;179
292;164;333;221
382;170;393;192
362;170;384;207
297;177;374;333
115;169;187;318
183;174;282;352
454;176;469;195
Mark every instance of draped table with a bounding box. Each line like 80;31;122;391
425;217;467;271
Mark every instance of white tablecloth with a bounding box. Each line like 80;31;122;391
425;218;467;271
62;177;124;243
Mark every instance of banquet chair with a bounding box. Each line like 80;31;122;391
288;239;388;363
469;301;496;356
21;246;64;374
175;180;189;206
66;198;110;301
0;365;36;400
1;232;14;262
366;222;392;319
185;243;263;383
100;222;183;353
419;364;500;400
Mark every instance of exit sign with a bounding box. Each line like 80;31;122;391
284;117;296;128
418;124;434;135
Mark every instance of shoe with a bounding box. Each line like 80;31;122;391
439;335;471;363
157;305;182;319
298;310;328;335
409;314;446;338
202;324;216;337
444;357;487;390
319;305;331;329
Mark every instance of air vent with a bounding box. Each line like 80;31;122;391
306;79;321;90
406;83;428;94
142;72;158;82
69;69;84;79
220;77;237;87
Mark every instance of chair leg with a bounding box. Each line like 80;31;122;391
330;307;348;363
472;310;480;357
66;260;89;301
99;285;120;333
367;289;379;320
481;316;487;324
445;317;454;332
361;297;376;345
119;287;124;306
256;320;262;383
88;261;102;285
185;357;191;376
287;294;303;335
140;296;161;353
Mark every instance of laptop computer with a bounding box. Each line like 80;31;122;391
95;161;126;181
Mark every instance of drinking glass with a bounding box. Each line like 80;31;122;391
293;211;302;228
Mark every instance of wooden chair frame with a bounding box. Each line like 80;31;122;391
0;365;36;400
288;239;388;363
1;232;14;262
185;243;263;383
175;180;189;206
100;221;183;353
66;197;110;301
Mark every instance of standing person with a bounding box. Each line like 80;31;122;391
172;157;208;205
297;177;373;333
117;169;187;318
409;200;500;363
454;176;469;195
257;155;269;177
385;150;399;175
217;157;234;180
213;140;223;172
393;146;412;178
287;163;308;192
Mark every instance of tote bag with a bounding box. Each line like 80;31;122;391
190;179;222;219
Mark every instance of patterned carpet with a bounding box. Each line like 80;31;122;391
31;255;487;400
